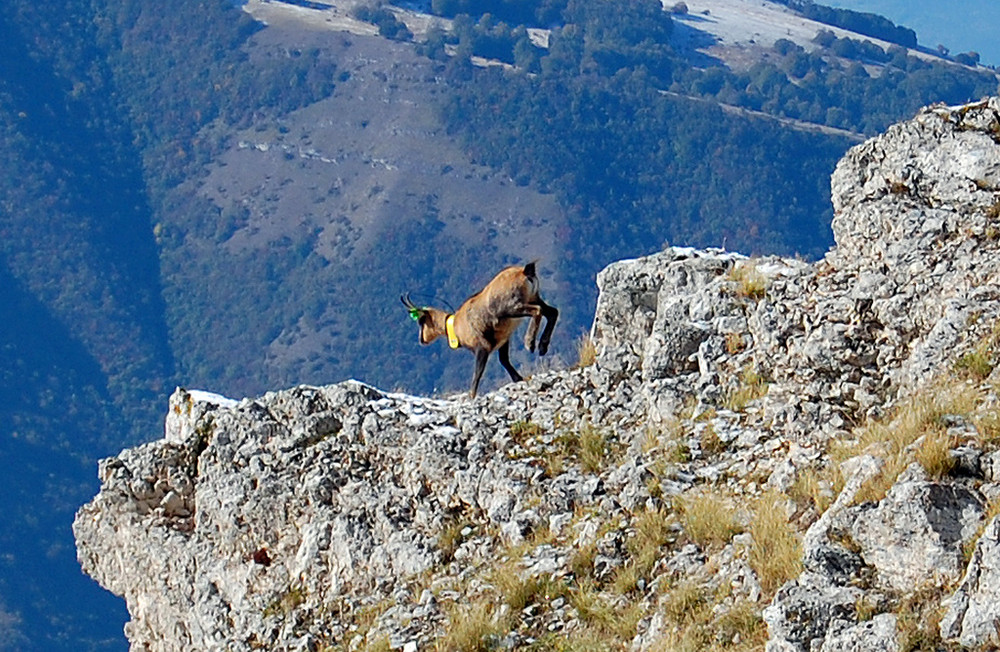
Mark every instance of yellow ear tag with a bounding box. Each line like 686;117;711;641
445;314;460;349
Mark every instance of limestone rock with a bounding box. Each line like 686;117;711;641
940;516;1000;648
801;455;882;584
762;573;863;652
73;98;1000;651
850;467;984;592
819;614;898;652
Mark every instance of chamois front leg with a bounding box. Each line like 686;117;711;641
470;348;490;398
537;300;558;356
498;341;524;383
522;305;544;353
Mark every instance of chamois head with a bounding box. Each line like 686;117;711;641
401;294;446;345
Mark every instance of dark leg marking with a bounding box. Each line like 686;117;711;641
537;300;558;356
470;348;490;398
498;341;524;382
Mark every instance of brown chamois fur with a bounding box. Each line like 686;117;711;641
402;262;558;397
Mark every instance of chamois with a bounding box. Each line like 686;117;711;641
401;262;558;398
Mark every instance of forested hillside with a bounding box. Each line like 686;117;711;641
1;0;997;647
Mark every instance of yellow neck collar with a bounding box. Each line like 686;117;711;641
445;314;460;349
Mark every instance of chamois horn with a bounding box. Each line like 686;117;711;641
401;293;424;319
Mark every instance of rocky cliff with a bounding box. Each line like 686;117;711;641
75;97;1000;651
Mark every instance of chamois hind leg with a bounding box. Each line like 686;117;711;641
498;341;524;382
470;348;490;398
537;300;558;356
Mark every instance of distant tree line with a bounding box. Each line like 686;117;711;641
351;4;413;40
675;32;996;134
422;0;996;137
428;0;567;27
774;0;917;48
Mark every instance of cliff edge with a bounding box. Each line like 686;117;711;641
76;98;1000;651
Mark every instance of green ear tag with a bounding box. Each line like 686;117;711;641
409;308;421;321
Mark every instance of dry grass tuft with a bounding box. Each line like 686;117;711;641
974;409;1000;448
569;581;643;641
645;417;692;465
714;600;768;650
728;261;768;300
722;368;768;411
541;422;615;477
844;381;980;504
748;491;802;596
661;580;708;625
490;562;565;614
510;420;544;440
569;542;598;583
724;331;747;354
955;350;994;381
914;428;956;478
612;506;672;594
700;423;727;456
954;321;1000;381
894;588;948;652
437;518;470;564
436;602;502;652
788;466;840;514
525;631;612;652
576;333;597;368
675;489;742;549
353;635;392;652
578;422;608;474
854;595;878;623
264;584;306;618
650;585;766;652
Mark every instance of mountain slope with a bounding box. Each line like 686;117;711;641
158;0;872;401
671;0;927;69
162;24;565;397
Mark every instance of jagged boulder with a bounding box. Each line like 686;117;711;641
800;455;881;584
818;614;898;652
762;572;864;652
764;455;879;651
74;375;663;650
850;465;984;592
829;98;1000;392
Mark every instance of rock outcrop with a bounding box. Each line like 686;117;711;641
75;98;1000;651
